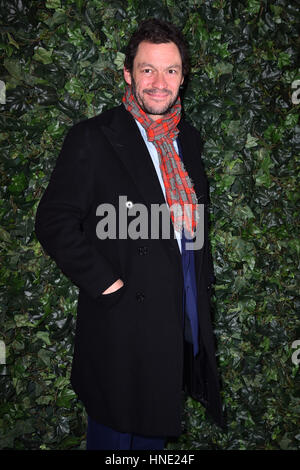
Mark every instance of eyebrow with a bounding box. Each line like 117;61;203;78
137;62;182;69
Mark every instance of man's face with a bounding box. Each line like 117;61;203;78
123;41;184;121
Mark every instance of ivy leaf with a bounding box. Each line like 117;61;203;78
33;47;53;65
8;173;27;194
3;59;22;81
114;52;125;70
245;133;259;148
36;331;51;346
7;32;19;50
278;52;291;69
56;388;76;409
45;0;61;9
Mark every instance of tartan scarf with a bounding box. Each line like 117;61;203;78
122;86;198;236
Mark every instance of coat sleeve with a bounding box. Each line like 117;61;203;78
35;122;119;299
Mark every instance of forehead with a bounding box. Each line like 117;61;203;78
134;41;182;68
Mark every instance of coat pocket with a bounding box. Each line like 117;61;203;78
97;283;127;310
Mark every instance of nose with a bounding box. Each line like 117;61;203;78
152;72;168;89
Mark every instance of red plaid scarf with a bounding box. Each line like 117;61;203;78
122;86;198;236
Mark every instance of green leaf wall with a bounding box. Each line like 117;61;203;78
0;0;299;450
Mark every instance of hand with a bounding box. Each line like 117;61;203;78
102;278;124;295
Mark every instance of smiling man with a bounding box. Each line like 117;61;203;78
35;18;225;450
124;41;184;118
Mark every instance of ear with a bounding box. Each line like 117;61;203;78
123;67;132;86
180;75;184;86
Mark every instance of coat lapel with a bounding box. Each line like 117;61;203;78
101;104;181;256
101;104;166;206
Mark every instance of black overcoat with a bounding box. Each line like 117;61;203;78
35;104;225;437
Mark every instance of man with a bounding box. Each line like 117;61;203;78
35;18;225;450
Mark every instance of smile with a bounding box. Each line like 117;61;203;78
145;91;170;99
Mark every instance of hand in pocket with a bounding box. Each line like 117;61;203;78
102;279;124;295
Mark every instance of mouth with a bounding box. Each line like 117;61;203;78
144;90;171;100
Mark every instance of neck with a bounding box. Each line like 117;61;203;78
148;114;161;121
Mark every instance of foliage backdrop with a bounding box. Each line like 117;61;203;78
0;0;299;450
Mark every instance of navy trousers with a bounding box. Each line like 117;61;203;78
86;416;166;450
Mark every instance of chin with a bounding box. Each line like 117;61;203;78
144;101;173;116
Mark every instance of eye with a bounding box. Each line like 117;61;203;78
143;68;152;74
168;69;177;74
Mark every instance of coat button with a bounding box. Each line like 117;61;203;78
136;292;145;302
138;246;148;255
